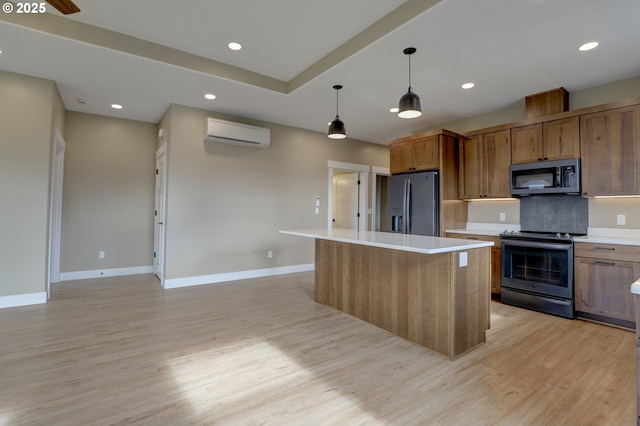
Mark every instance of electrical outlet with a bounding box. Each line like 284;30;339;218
499;212;506;222
617;214;626;226
268;250;273;258
459;252;468;267
99;250;105;259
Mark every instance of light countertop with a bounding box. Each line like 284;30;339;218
280;228;493;255
577;227;640;246
631;278;640;295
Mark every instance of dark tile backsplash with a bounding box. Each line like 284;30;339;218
520;195;588;234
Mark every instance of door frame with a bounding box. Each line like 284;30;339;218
371;166;390;232
154;142;167;285
47;127;66;297
327;161;369;231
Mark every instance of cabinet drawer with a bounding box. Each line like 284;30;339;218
574;242;640;262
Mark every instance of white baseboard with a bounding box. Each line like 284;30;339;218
60;265;154;281
0;292;47;309
163;263;315;289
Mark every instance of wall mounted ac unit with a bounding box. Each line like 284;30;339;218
204;117;270;148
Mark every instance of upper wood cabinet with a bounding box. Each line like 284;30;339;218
511;117;580;164
459;129;511;198
389;135;439;174
580;105;640;196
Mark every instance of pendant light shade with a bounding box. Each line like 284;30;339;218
398;47;422;119
328;84;346;139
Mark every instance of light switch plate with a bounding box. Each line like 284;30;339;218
459;252;468;267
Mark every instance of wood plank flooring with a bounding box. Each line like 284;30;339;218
0;272;635;425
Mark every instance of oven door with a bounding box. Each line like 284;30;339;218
501;240;573;299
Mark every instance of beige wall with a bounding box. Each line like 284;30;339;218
0;71;57;297
431;75;640;229
163;104;389;280
61;112;156;272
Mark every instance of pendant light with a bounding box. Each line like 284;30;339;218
398;47;422;119
328;84;346;139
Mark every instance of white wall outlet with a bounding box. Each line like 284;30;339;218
459;251;468;267
315;207;320;214
617;214;626;226
99;250;105;259
499;212;506;222
268;250;273;258
315;196;320;207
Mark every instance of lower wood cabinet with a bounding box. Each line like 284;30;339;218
575;242;640;329
446;232;501;295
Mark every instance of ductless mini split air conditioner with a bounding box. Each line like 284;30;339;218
204;117;271;148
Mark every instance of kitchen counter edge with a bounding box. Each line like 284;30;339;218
280;229;493;255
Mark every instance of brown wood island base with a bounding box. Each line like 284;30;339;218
314;238;490;360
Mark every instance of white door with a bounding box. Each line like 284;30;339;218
332;172;359;229
153;144;167;282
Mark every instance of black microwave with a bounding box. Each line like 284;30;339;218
510;158;580;196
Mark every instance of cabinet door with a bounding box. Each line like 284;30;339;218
459;136;484;199
490;246;501;294
511;124;542;164
575;257;640;323
580;106;640;196
412;136;440;171
542;116;580;160
483;130;512;197
390;141;414;174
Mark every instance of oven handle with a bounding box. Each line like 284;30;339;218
501;240;572;251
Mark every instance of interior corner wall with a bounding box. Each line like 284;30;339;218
60;112;157;273
0;71;55;298
163;104;389;282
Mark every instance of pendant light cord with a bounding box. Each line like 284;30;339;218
335;88;340;117
408;53;412;90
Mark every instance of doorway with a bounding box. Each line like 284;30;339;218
154;143;167;283
327;161;369;231
47;128;66;297
332;171;360;229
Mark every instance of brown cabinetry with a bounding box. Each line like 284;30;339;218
511;117;580;164
575;242;640;329
446;232;501;294
459;129;511;198
580;105;640;196
389;135;439;174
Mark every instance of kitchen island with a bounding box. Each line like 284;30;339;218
280;228;493;359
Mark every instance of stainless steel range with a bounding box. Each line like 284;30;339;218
500;231;581;318
500;187;588;319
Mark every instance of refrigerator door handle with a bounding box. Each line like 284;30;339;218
405;178;411;234
402;178;407;233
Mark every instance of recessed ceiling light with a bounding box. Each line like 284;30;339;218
461;82;475;89
111;104;123;110
389;107;399;113
204;93;216;100
228;42;242;51
578;41;599;51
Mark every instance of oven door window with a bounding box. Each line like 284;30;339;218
502;242;572;299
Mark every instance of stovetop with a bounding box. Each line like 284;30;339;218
499;230;586;242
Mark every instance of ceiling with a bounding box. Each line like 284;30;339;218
1;0;640;145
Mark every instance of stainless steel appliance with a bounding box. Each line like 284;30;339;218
510;158;580;196
500;194;588;319
381;171;439;236
500;231;576;318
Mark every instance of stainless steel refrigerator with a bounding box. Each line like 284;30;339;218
381;171;439;236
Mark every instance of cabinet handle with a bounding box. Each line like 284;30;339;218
538;158;543;161
595;247;615;251
594;261;616;266
466;237;479;240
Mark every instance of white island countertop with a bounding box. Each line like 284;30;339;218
280;228;493;255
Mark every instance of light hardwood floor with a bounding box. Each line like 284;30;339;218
0;273;635;425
